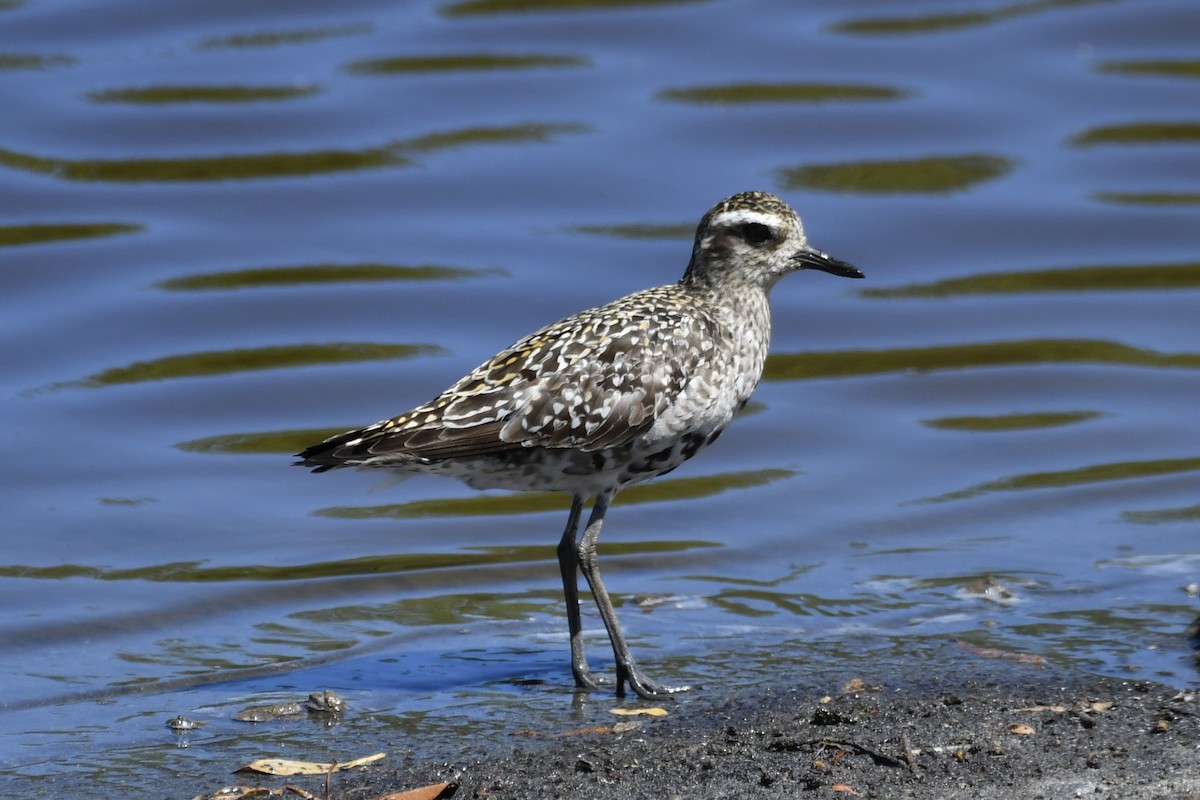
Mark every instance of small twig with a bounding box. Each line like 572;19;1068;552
818;739;906;769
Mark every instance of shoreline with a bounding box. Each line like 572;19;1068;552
13;646;1196;799
339;666;1199;800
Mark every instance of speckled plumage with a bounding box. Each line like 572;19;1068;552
297;191;863;698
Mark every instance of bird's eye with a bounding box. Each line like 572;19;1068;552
740;222;773;245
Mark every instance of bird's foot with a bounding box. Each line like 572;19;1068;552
571;663;610;691
617;663;691;700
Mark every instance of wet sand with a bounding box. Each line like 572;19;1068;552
340;663;1199;800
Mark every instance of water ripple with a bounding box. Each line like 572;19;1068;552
53;342;443;390
920;455;1200;504
86;84;322;104
316;468;796;519
657;82;909;105
155;263;505;291
0;123;587;183
0;221;142;247
861;261;1200;297
832;0;1117;36
765;339;1200;381
778;154;1015;194
345;53;587;75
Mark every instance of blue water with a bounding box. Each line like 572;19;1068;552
2;0;1198;793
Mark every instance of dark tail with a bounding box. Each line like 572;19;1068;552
294;428;365;473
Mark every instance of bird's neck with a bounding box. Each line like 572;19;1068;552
684;279;773;397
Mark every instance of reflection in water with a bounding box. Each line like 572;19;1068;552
779;154;1014;194
1094;192;1200;206
0;221;141;247
832;0;1117;36
922;411;1102;432
440;0;702;16
400;123;588;153
156;263;504;291
1082;61;1200;203
345;53;587;75
195;23;372;50
709;588;881;619
1097;60;1200;80
1121;504;1200;524
316;468;795;518
0;53;75;70
1070;122;1200;147
98;496;156;506
86;85;322;104
0;145;409;182
920;455;1200;504
59;342;443;389
294;591;556;627
0;124;587;183
1024;606;1187;655
686;564;852;621
657;83;908;105
177;428;340;455
764;339;1200;382
569;223;692;239
122;626;359;669
861;262;1200;297
0;539;717;584
0;552;496;583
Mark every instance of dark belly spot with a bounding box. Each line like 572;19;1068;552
679;432;705;460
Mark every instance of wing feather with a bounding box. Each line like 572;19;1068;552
296;287;722;470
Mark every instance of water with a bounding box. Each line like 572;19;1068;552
2;0;1198;793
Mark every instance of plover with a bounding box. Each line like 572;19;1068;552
296;191;863;698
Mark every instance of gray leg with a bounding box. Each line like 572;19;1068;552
576;489;690;699
556;495;603;689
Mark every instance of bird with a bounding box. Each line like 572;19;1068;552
296;190;863;699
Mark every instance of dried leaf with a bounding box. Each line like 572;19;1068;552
1016;705;1066;712
236;752;385;775
608;707;667;717
1009;723;1036;735
374;781;458;800
339;752;388;770
831;784;861;795
1088;701;1114;713
238;759;329;776
560;725;614;736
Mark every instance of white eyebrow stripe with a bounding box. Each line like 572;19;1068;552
710;209;782;227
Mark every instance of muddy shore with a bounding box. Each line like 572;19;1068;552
339;664;1199;800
